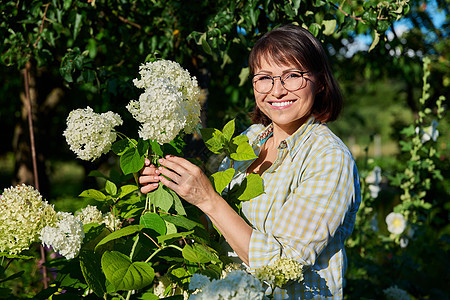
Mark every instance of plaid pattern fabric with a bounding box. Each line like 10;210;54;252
220;116;361;299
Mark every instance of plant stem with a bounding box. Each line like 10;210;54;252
129;234;140;260
145;245;183;263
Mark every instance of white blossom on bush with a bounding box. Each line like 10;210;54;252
189;270;264;300
0;184;56;255
366;166;382;198
63;107;123;161
126;59;201;144
383;285;411;300
254;257;304;288
75;205;120;231
416;120;439;143
40;212;85;259
385;212;407;235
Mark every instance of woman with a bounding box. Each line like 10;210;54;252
140;24;361;299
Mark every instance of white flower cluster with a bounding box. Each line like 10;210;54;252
40;212;85;259
75;205;120;231
366;166;382;198
127;59;201;144
0;184;56;255
254;257;304;288
416;120;439;143
383;285;411;300
63;107;123;161
189;270;264;300
385;212;407;235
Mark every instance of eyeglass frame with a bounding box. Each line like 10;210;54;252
251;70;310;94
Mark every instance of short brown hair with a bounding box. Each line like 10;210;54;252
248;24;343;125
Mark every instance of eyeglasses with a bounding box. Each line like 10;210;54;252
252;71;309;94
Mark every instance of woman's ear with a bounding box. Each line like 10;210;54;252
316;82;325;93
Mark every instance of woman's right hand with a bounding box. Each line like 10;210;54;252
139;158;160;194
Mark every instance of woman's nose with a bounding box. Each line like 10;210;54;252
271;77;288;97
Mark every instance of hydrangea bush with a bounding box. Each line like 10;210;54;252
0;59;286;299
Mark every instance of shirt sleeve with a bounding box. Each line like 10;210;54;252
248;146;358;269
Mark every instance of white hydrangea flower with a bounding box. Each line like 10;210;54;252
75;205;103;224
385;212;407;235
190;270;264;300
63;107;123;161
127;59;201;144
383;285;411;300
254;257;304;288
40;212;85;259
102;211;120;231
75;205;120;231
0;184;56;255
189;273;211;291
368;184;381;198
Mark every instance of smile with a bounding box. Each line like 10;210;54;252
269;100;295;108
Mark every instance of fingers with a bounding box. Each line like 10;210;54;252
140;182;159;194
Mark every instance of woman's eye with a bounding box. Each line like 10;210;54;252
284;72;301;79
258;75;272;81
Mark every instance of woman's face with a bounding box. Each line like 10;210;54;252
253;57;320;133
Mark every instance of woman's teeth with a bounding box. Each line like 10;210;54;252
271;101;294;107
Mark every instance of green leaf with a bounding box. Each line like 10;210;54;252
120;147;145;175
222;119;235;142
322;19;337;35
149;140;164;157
182;244;219;264
308;23;321;37
112;139;135;156
201;35;212;55
79;251;106;298
95;225;144;250
210;168;235;194
118;185;138;198
238;67;250;87
73;13;82;40
101;251;154;291
170;189;186;216
79;189;106;201
152;184;174;212
105;180;117;196
236;173;264;201
140;213;166;236
139;292;160;300
368;30;380;52
200;128;225;154
229;135;257;161
161;215;202;230
157;230;194;245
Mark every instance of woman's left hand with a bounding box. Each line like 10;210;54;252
156;155;217;211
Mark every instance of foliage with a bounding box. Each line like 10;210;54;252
344;58;448;299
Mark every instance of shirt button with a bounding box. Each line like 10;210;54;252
278;141;287;149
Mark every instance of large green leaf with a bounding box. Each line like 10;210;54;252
236;173;264;201
105;180;117;196
222;119;235;142
182;244;218;264
95;225;144;250
120;147;145;175
101;251;155;291
79;251;106;297
229;135;257;161
161;215;202;230
210;168;235;194
200;128;225;154
152;183;174;212
118;184;139;198
157;230;194;245
140;213;166;236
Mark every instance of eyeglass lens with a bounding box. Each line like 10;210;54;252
253;72;306;94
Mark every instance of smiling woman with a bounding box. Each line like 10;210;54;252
140;24;361;299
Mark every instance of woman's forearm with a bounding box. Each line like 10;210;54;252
199;193;252;266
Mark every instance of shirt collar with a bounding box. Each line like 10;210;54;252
251;115;321;158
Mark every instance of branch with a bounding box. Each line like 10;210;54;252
33;3;51;48
328;1;365;24
118;15;142;29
